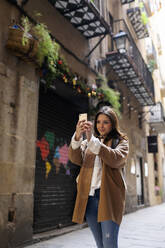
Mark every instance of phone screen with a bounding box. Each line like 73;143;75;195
79;113;87;121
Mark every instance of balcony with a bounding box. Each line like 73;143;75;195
157;33;162;56
48;0;111;38
160;134;165;145
145;38;157;62
148;102;165;133
145;38;158;73
144;0;162;17
144;0;153;17
106;19;155;106
161;85;165;98
127;7;149;39
121;0;135;5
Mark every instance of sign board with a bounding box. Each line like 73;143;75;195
147;135;158;153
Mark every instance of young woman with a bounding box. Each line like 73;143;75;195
69;106;129;248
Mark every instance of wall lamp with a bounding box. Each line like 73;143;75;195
113;30;128;53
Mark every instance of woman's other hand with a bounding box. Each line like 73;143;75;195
85;121;93;142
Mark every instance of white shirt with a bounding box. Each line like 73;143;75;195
71;133;103;196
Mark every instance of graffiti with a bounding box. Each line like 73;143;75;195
45;131;54;150
45;161;51;179
59;144;69;165
36;137;50;161
36;131;70;179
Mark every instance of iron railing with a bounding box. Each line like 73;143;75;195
113;19;155;99
121;0;135;5
48;0;111;39
149;102;165;123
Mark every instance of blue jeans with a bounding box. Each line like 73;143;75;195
85;189;119;248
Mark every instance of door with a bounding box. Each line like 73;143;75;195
162;158;165;201
136;157;144;205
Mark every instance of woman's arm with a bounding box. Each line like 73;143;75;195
99;139;129;168
68;120;88;166
68;146;83;166
68;133;88;166
88;136;129;169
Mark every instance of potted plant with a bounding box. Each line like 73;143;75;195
6;17;38;61
6;15;60;71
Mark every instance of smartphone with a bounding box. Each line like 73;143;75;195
79;113;87;121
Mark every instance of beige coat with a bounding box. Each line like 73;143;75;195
68;137;129;225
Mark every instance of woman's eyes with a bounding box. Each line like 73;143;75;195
97;121;111;124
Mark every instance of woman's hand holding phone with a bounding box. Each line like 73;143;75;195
75;113;93;141
75;120;86;141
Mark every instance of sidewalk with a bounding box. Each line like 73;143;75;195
26;203;165;248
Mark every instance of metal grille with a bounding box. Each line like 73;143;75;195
106;52;154;106
48;0;111;38
33;85;81;233
120;0;135;5
106;19;155;106
127;7;149;39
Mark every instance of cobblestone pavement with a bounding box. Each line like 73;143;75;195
26;203;165;248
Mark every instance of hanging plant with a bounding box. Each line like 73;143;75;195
100;88;121;116
139;2;149;25
21;16;32;46
147;59;157;74
6;15;60;76
89;74;121;116
33;22;60;70
141;11;149;25
6;17;38;61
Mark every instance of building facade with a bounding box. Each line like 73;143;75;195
0;0;165;247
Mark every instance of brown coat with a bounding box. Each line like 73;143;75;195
68;137;129;225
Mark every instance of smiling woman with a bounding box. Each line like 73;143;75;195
69;106;129;248
96;114;112;138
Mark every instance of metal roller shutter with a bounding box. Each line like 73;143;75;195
33;83;88;233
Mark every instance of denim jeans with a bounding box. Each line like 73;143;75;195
85;189;119;248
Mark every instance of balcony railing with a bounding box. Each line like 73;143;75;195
161;85;165;98
127;7;149;39
144;0;153;17
121;0;135;5
160;134;165;145
48;0;111;38
144;0;162;17
148;102;165;133
146;38;157;61
106;19;155;106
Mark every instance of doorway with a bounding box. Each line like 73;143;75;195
136;157;144;205
162;158;165;201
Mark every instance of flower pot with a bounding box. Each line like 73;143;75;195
6;27;38;62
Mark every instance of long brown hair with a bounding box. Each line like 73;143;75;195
94;106;128;142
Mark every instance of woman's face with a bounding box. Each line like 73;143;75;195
96;114;112;137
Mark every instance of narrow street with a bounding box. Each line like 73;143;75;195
26;203;165;248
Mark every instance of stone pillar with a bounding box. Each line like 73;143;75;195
0;61;39;247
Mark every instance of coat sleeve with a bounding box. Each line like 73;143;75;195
68;139;87;166
98;139;129;169
68;145;83;166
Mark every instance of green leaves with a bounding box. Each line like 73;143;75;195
93;74;121;117
33;23;60;68
21;16;31;46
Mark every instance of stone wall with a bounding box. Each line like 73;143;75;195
0;2;39;247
